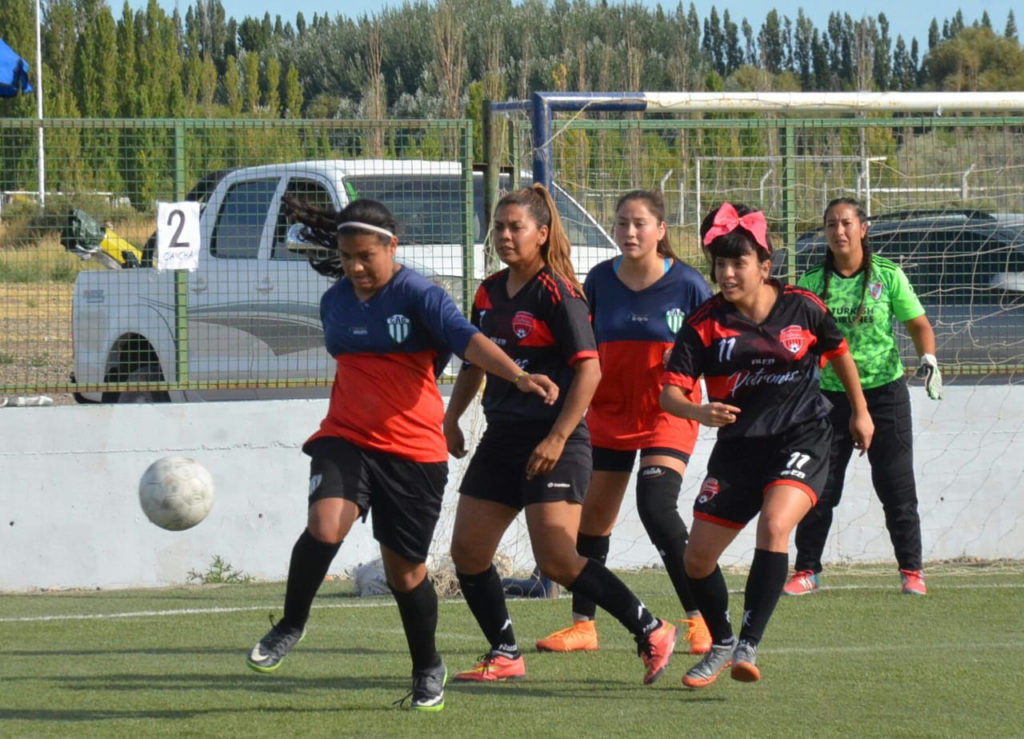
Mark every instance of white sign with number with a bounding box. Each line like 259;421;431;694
156;201;202;271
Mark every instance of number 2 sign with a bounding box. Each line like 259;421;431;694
156;201;201;271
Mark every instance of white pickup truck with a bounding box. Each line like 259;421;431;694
70;160;618;402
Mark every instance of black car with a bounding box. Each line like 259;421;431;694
776;210;1024;370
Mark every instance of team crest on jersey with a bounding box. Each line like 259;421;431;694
512;311;535;339
387;314;411;343
666;308;686;334
869;281;884;300
779;324;806;354
697;477;721;504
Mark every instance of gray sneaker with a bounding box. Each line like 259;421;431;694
247;620;305;673
730;639;761;682
406;661;448;712
682;638;735;688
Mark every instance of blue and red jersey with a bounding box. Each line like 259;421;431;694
584;257;712;450
469;266;598;427
307;267;479;462
663;282;849;439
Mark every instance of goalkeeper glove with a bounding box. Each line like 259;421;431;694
915;353;942;400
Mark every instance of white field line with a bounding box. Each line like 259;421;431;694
2;580;1022;624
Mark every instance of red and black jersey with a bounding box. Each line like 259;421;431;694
663;282;849;439
307;267;479;463
469;265;598;426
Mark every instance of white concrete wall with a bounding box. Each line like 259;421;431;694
1;385;1022;591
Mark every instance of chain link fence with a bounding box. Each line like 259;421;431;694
0;118;474;402
490;112;1024;376
3;113;1024;403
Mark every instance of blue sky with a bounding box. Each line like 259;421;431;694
137;0;1016;45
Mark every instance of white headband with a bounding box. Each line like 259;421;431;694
336;221;395;239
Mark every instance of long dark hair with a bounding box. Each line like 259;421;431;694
822;197;871;324
282;195;397;278
698;202;773;283
614;189;677;259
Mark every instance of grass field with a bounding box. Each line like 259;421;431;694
2;562;1022;738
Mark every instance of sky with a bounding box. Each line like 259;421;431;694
134;0;1017;47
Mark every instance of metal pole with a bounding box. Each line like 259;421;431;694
34;0;45;206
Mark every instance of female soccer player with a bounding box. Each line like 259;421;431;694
785;197;940;597
245;197;558;713
660;202;873;687
444;184;678;685
536;190;713;656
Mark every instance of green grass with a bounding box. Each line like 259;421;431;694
2;563;1022;737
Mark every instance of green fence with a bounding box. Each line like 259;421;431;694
489;111;1024;377
2;114;1023;403
0;118;474;402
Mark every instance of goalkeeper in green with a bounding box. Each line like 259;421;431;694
785;197;940;597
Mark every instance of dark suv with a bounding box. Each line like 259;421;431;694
778;209;1024;369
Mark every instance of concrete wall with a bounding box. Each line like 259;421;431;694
1;386;1022;591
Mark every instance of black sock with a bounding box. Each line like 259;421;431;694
686;566;733;644
571;533;609;620
568;559;657;640
392;577;442;672
281;529;341;629
739;549;788;646
457;565;519;657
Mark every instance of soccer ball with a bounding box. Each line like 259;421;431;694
138;456;215;531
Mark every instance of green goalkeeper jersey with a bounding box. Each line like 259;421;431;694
798;254;925;391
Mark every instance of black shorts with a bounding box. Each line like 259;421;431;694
592;446;691;473
304;437;447;563
459;423;591;509
693;416;832;529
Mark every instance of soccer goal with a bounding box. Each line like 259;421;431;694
425;91;1024;579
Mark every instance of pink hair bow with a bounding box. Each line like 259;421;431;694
702;202;771;254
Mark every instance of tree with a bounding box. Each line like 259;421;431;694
243;51;260;114
812;29;831;89
363;18;386;154
283;62;303;118
928;19;940;50
431;0;465;121
264;56;281;117
1006;11;1018;41
702;7;724;76
923;25;1024;91
891;35;914;90
873;14;892;91
758;10;784;74
793;10;814;89
741;19;755;66
723;11;743;74
852;16;876;91
224;55;242;113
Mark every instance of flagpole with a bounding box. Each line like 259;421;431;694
35;0;45;206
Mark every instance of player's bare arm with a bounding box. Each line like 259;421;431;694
443;364;486;458
463;333;560;405
904;314;937;359
828;351;874;454
526;356;601;480
660;384;741;428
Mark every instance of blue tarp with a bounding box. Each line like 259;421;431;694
0;37;33;97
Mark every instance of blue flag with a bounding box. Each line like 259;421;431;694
0;37;34;97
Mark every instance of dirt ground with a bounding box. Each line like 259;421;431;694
0;282;77;406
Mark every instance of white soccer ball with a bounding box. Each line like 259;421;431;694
138;456;215;531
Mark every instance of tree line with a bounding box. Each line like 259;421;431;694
1;0;1022;128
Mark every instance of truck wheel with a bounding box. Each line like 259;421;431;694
102;365;170;404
